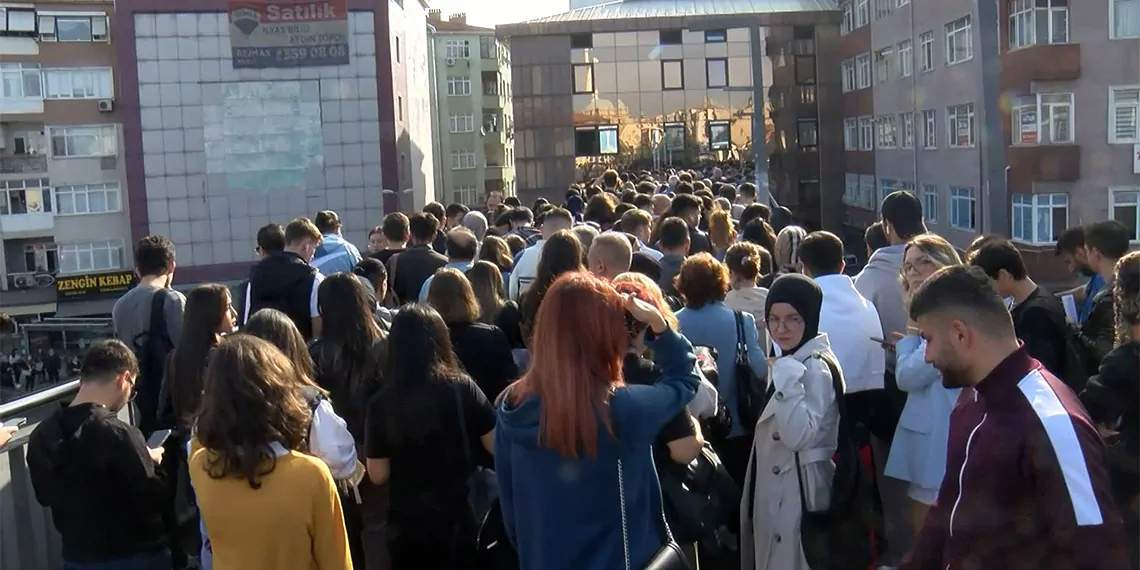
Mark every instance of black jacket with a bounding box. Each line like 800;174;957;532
448;321;518;402
1010;286;1069;379
387;244;447;305
1076;287;1115;375
688;227;714;256
1080;341;1139;504
27;403;168;563
247;251;318;339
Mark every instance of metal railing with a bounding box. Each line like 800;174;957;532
0;380;82;570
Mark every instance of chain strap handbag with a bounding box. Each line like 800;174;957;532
617;456;691;570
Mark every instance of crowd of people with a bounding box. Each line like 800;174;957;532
6;167;1138;570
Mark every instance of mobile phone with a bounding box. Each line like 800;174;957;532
146;429;172;449
869;336;887;344
4;417;27;429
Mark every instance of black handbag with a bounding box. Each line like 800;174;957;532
475;499;520;570
733;311;767;430
658;441;741;550
792;354;885;570
617;456;691;570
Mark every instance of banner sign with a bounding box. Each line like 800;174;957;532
55;271;136;300
228;0;350;69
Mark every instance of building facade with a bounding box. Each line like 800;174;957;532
838;0;1139;280
498;0;846;230
1;1;134;318
1;0;436;319
428;11;516;208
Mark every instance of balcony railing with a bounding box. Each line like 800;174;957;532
0;155;48;175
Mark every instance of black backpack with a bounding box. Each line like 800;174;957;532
130;288;176;434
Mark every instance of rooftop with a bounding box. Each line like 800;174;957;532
519;0;839;24
427;11;494;33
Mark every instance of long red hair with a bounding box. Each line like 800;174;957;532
510;271;628;458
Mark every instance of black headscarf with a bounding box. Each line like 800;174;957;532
765;273;823;354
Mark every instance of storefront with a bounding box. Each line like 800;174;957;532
52;270;137;318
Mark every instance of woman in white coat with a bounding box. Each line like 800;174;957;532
741;274;840;570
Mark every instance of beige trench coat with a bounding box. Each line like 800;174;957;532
740;334;840;570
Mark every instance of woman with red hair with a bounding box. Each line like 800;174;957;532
495;271;700;570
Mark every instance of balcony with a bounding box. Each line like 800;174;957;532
0;155;47;175
1000;43;1081;92
485;162;508;179
1006;144;1081;192
0;273;58;308
0;212;54;236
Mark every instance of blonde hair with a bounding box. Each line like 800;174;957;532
900;233;963;296
774;225;807;271
1113;250;1140;346
426;268;481;324
709;210;736;252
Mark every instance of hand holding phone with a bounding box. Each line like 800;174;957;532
870;336;896;350
146;429;172;449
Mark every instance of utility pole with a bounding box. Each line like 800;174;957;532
975;0;1008;236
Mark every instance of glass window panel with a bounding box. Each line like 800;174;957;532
662;60;684;90
638;60;662;92
614;32;638;47
594;62;617;94
56;17;93;41
706;58;728;88
573;64;594;93
615;61;639;92
728;57;751;88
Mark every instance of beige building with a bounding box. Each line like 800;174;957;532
1;1;134;318
428;11;516;208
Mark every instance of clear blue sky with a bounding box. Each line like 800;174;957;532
429;0;568;27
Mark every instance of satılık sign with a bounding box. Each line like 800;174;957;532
228;0;350;68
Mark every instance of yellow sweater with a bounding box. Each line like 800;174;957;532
188;442;353;570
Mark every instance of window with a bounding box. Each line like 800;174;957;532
1009;0;1069;49
38;13;109;42
874;0;894;19
572;63;594;94
921;184;938;222
664;122;685;151
859;175;876;209
570;33;592;48
879;179;899;207
855;53;872;88
54;182;121;216
946;16;973;64
58;239;124;274
874;48;893;83
704;29;727;43
659;29;683;45
921;109;937;148
1;7;38;33
900;112;914;148
1013;93;1074;144
1109;86;1139;143
858;116;874;150
0;63;42;98
844;173;860;205
451;150;476;170
797;119;819;149
0;178;51;216
48;125;117;158
397;96;403;121
395;37;401;63
949;186;976;230
454;186;477;205
855;0;870;27
1011;193;1068;243
446;76;471;96
919;31;934;71
874;116;898;149
449;114;474;133
947;103;975;147
41;67;114;100
794;55;816;85
841;3;854;34
844;118;859;150
573;125;618;156
1111;0;1140;39
708;120;731;150
841;59;856;92
706;58;728;88
1110;188;1140;240
662;60;684;90
444;39;470;59
21;242;58;274
897;40;913;77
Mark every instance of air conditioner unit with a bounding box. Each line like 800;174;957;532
97;99;114;112
446;57;456;66
13;274;34;289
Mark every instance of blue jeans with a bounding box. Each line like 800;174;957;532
63;550;172;570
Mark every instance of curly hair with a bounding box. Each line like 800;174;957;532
1113;250;1140;346
675;252;730;309
195;334;311;489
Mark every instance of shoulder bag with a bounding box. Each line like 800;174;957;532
617;455;691;570
733;310;766;431
792;353;884;570
451;381;499;518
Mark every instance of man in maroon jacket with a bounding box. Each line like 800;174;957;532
901;265;1129;570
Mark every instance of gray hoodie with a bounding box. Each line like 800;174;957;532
854;244;906;373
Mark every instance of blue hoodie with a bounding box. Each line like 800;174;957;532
312;233;362;276
494;327;699;570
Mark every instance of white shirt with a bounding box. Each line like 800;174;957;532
814;273;886;393
508;239;545;302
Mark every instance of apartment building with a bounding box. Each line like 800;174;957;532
1;2;133;319
497;0;845;228
838;0;1139;280
428;11;516;208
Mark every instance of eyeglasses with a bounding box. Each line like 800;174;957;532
768;314;804;332
902;256;936;275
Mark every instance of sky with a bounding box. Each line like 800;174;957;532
428;0;568;28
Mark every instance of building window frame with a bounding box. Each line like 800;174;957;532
920;109;937;149
921;183;938;222
574;125;619;156
705;58;729;88
1011;192;1068;244
449;113;475;134
841;3;854;34
855;53;872;88
844;118;859;150
1110;187;1140;241
945;15;974;65
47;124;117;158
37;13;110;43
949;186;977;230
454;185;478;206
663;122;685;151
900;112;914;148
874;47;893;84
661;59;684;90
41;67;114;100
0;178;52;216
1012;92;1074;145
875;115;898;149
704;29;727;43
897;40;913;77
572;63;594;94
54;181;121;216
1110;0;1140;39
1109;85;1139;143
1008;0;1069;49
57;238;125;275
708;120;731;150
443;39;471;59
855;0;870;27
0;62;42;99
947;103;975;148
841;59;856;92
450;150;477;170
858;116;874;150
446;76;471;96
797;118;819;149
918;31;934;72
